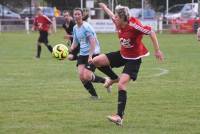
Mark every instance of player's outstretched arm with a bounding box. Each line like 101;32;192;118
99;3;115;19
149;31;164;62
64;34;73;40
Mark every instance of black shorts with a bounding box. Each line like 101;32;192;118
106;51;141;81
77;54;99;72
38;31;48;44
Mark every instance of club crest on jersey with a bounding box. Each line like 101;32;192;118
120;38;132;48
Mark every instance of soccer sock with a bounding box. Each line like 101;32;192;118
45;43;53;52
97;66;118;80
117;90;127;118
91;73;105;83
82;81;98;97
36;44;41;58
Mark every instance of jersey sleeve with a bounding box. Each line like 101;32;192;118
129;18;152;35
43;15;52;24
84;23;95;38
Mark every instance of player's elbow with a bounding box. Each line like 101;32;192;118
149;30;156;38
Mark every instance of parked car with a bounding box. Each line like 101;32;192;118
130;8;156;19
20;6;54;18
0;4;21;19
181;3;198;19
164;4;185;21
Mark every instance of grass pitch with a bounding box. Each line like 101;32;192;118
0;31;200;134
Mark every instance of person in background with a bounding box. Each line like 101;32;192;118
32;7;53;58
62;10;80;61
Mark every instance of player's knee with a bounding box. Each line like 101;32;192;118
92;57;100;66
68;54;74;61
79;73;85;81
83;72;92;81
93;55;107;67
118;81;126;90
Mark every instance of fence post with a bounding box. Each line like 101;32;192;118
158;17;163;33
25;17;30;34
52;17;57;33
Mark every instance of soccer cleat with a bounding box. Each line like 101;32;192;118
107;114;123;126
104;78;119;92
35;56;40;59
104;77;112;93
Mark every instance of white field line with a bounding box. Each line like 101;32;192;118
142;68;169;78
152;68;169;77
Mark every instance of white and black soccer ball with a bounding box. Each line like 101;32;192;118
52;44;69;60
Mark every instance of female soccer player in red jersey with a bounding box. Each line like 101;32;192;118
92;3;164;125
32;8;53;58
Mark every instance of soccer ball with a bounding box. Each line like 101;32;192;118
52;44;69;60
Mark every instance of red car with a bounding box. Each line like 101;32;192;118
170;17;200;33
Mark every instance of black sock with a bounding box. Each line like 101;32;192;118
98;66;118;80
36;45;41;58
117;90;127;118
82;81;98;97
45;43;53;52
91;74;105;83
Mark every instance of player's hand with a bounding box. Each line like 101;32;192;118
68;54;74;61
48;29;52;34
88;56;93;64
64;35;71;40
154;50;164;62
99;3;107;9
31;27;35;31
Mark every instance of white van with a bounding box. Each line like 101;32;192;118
164;4;185;20
0;4;21;19
181;3;198;18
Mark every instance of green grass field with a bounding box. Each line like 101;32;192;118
0;30;200;134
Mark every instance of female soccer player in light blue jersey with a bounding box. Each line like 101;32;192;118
69;8;116;99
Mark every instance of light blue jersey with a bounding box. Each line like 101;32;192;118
73;21;100;56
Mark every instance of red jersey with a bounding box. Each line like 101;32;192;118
114;17;152;59
33;15;52;32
